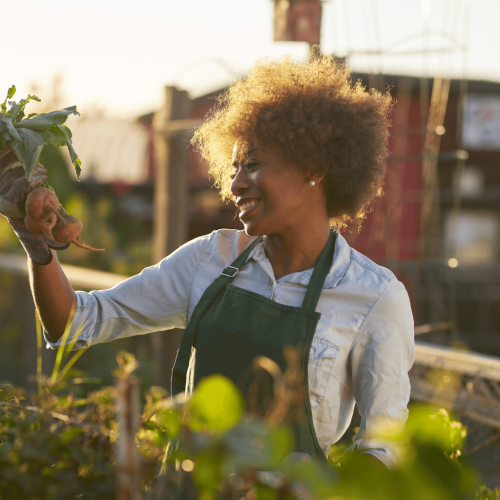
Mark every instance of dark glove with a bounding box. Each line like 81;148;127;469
0;150;69;265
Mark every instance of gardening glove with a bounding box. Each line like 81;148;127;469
0;149;69;265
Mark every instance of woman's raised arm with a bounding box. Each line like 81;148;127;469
29;250;76;343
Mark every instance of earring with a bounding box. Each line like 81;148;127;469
309;180;315;186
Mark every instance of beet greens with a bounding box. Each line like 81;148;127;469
0;85;81;181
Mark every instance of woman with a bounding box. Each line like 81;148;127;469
1;55;414;468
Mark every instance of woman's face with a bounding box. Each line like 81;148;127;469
230;140;314;237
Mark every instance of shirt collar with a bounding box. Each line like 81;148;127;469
245;231;351;288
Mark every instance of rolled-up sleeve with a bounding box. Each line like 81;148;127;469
346;278;415;468
44;234;210;349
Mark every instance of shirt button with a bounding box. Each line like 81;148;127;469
310;348;314;354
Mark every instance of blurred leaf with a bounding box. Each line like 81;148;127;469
477;484;500;499
268;425;293;465
157;408;182;439
112;351;138;380
59;427;84;444
192;451;222;500
254;482;278;500
406;406;467;460
188;374;243;434
221;420;292;473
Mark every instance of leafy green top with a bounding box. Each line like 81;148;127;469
0;85;82;180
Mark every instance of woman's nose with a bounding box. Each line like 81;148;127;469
230;168;250;196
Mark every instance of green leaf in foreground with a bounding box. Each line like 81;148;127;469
188;374;244;433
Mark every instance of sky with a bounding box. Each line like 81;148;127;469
2;0;499;120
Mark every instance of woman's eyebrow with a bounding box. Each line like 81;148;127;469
232;148;267;167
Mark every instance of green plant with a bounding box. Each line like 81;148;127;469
0;317;115;500
477;484;500;499
0;86;80;180
0;319;492;500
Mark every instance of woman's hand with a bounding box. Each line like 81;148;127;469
0;151;69;265
0;150;76;341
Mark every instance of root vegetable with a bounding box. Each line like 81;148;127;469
25;187;59;220
48;207;104;252
24;187;59;237
24;214;56;238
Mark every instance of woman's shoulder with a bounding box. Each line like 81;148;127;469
345;244;397;284
204;228;256;260
336;237;410;306
345;245;413;326
210;228;250;243
179;229;255;265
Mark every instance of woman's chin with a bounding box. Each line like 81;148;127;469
243;221;265;238
243;225;257;237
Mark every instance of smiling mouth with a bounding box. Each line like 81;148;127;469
239;199;260;219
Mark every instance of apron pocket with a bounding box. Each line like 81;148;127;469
308;339;339;409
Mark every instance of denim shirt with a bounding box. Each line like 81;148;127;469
46;229;415;468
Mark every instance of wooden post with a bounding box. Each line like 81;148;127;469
115;377;142;500
151;87;191;390
420;77;451;260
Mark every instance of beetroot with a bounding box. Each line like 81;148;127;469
24;187;59;238
25;187;59;220
23;186;104;252
24;214;56;238
48;207;104;252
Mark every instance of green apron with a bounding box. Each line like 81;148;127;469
172;230;336;464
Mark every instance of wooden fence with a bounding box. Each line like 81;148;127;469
0;252;128;290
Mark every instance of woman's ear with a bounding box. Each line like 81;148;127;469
308;171;327;185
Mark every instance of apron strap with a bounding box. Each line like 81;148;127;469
300;230;336;312
221;236;263;277
171;236;262;395
191;235;263;323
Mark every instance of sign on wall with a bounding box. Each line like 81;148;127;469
462;93;500;150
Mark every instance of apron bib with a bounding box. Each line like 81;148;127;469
172;230;336;463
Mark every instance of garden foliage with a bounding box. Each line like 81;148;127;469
0;320;497;500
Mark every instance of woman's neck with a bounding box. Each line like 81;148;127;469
262;221;331;281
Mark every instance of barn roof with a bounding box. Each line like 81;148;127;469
63;118;151;184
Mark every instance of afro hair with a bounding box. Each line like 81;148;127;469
191;53;393;228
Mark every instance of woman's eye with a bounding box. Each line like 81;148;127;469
245;162;258;171
230;162;258;180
